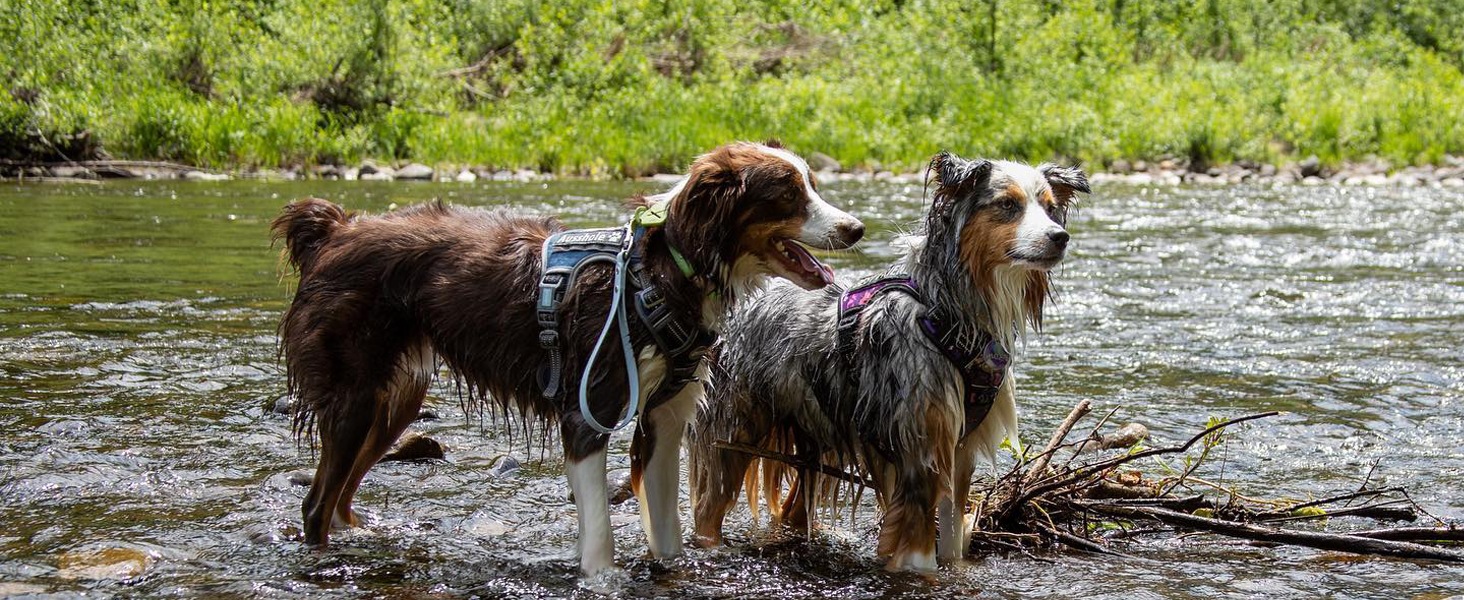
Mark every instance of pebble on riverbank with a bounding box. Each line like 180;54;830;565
5;154;1464;187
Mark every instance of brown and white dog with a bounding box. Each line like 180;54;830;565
271;141;863;575
688;153;1087;570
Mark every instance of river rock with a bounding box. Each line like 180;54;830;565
360;165;395;181
1298;155;1322;178
57;546;154;580
808;152;841;173
1108;159;1131;174
380;432;446;462
50;166;97;179
270;395;294;415
454;169;477;183
567;469;633;504
183;170;229;181
1441;177;1464;188
288;471;313;486
396;163;434;180
608;470;634;505
490;455;519;477
415;410;439;421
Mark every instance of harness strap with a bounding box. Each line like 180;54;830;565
536;215;714;433
836;276;1010;434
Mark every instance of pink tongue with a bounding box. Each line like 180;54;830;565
785;241;835;285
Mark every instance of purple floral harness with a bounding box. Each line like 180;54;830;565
836;276;1010;434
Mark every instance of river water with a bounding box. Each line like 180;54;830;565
0;178;1460;598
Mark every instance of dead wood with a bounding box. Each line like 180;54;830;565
1079;502;1464;563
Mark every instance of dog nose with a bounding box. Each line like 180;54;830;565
1047;229;1070;246
838;221;865;245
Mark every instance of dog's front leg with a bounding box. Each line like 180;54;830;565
565;429;614;576
632;379;701;559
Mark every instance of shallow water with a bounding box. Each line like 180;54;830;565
0;179;1460;598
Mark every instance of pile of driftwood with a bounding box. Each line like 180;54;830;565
721;400;1464;562
972;401;1464;562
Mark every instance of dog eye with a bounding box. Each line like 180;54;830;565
998;198;1021;213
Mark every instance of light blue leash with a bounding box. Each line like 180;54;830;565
577;223;640;434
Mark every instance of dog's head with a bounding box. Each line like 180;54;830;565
920;152;1088;330
652;141;864;294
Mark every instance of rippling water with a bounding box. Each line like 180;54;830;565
0;179;1460;598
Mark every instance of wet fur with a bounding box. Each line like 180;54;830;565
688;153;1088;570
272;141;862;575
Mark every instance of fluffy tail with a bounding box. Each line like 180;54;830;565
271;198;350;273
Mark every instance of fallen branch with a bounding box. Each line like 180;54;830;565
1080;502;1464;563
712;440;872;489
1016;411;1283;508
1349;526;1464;543
1025;399;1091;483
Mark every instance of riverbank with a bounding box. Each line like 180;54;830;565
6;154;1464;188
4;1;1463;176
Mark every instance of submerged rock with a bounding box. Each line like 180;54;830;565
489;455;519;477
270;395;294;415
56;546;154;580
380;432;446;462
288;471;313;486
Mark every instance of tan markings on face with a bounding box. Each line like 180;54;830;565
959;209;1022;287
1039;189;1055;207
1004;183;1028;204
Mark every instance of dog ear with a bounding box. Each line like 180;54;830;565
1039;164;1090;205
665;148;746;275
930;152;993;193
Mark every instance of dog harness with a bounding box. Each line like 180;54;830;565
536;206;713;432
836;276;1010;433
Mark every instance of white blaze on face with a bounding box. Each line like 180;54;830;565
758;145;861;249
995;161;1066;258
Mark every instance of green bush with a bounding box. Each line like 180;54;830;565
1;0;1460;173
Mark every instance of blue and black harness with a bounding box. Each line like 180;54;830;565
536;203;713;433
836;276;1011;434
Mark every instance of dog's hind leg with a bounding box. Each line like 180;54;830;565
631;378;698;559
774;429;818;533
938;438;980;562
876;465;941;572
334;338;434;528
303;395;375;545
688;397;772;548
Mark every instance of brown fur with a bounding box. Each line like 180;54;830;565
273;142;855;549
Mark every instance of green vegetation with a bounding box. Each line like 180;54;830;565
3;0;1462;175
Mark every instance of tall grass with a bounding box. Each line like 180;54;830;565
2;0;1461;174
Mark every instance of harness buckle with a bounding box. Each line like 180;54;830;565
539;329;559;349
